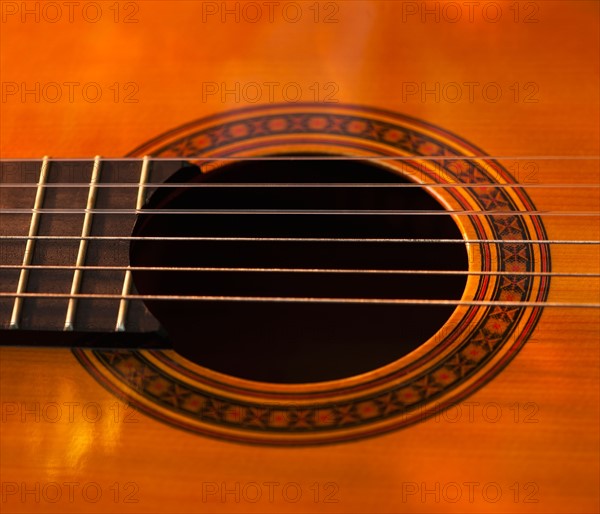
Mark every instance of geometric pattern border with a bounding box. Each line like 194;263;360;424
73;103;550;444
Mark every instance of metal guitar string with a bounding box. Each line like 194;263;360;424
2;156;598;161
0;208;598;216
0;291;596;309
0;264;597;278
0;183;598;189
0;235;597;244
1;157;598;308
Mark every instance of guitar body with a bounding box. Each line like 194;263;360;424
1;2;598;513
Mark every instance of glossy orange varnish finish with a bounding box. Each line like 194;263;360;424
1;1;599;513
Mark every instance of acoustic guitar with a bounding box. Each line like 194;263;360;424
1;1;598;513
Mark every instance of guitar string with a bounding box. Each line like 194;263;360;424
0;264;597;278
1;160;597;313
0;291;597;309
1;156;598;161
1;183;599;189
0;235;597;244
1;208;598;215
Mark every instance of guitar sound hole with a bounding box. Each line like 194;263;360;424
130;157;468;383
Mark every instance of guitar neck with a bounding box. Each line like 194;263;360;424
0;158;189;344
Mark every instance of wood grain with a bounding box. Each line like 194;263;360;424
1;1;598;513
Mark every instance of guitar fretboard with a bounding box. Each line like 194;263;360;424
0;158;188;347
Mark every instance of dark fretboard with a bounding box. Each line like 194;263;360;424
0;158;187;347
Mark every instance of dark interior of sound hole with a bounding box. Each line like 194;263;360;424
130;156;468;383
